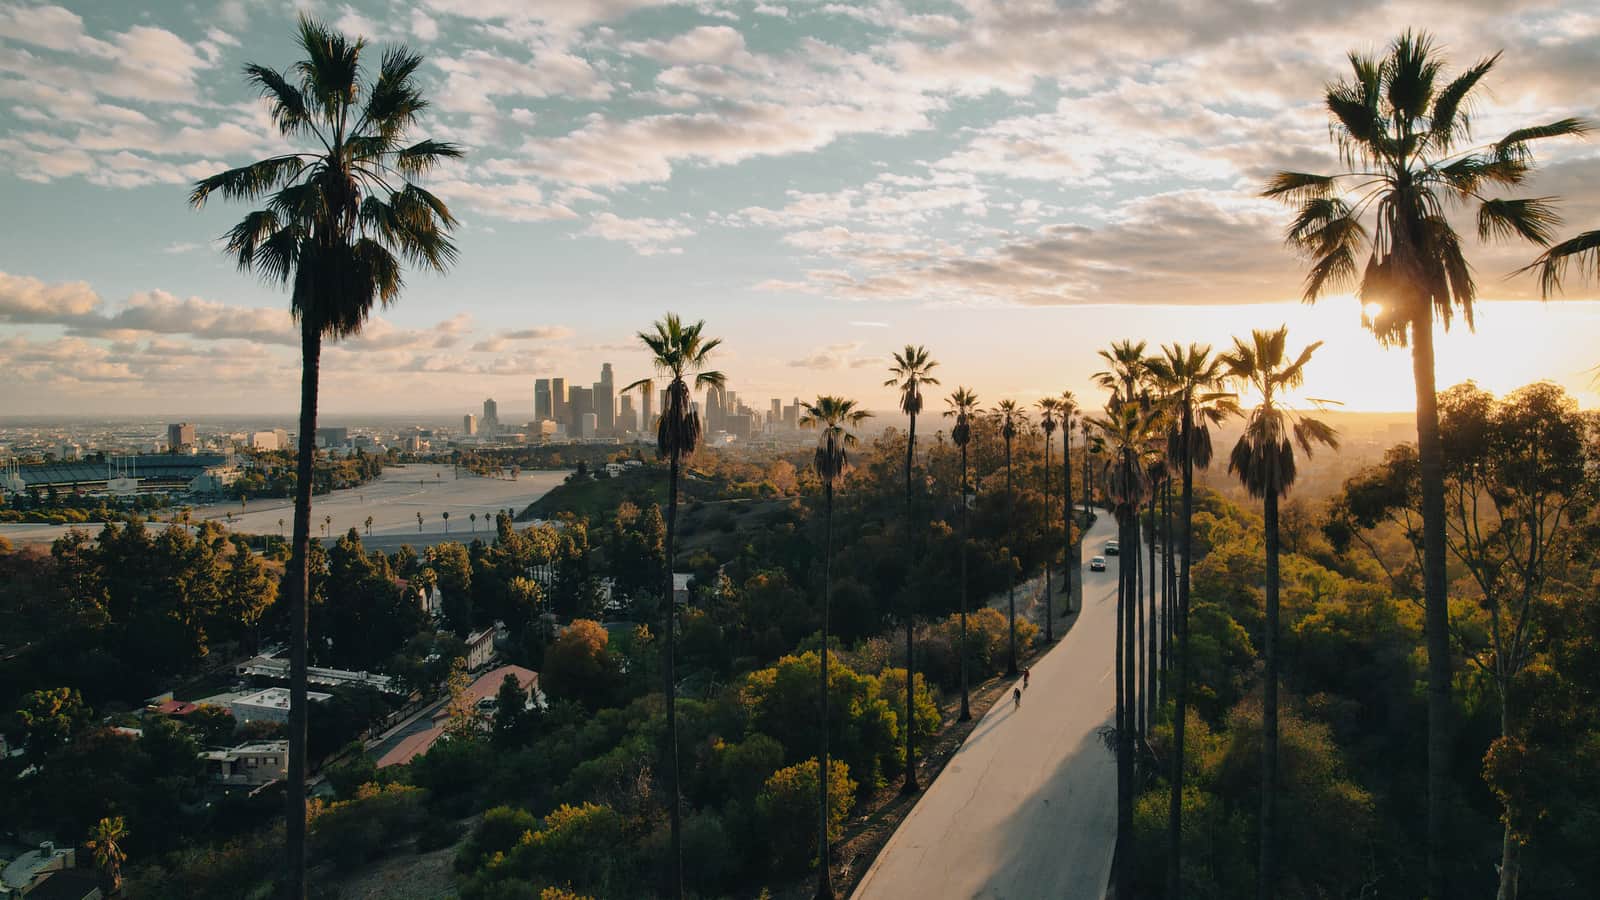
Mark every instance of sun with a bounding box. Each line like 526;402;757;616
1361;301;1384;319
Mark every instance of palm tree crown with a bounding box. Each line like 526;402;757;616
801;396;873;484
886;345;940;418
1146;343;1237;471
1263;30;1589;341
1220;327;1340;497
945;387;980;449
190;15;460;337
624;314;726;460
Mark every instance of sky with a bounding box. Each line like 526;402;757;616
1;0;1597;419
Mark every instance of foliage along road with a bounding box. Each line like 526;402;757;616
852;510;1123;900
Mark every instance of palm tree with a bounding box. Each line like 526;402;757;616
416;511;423;533
86;815;128;895
1220;327;1339;900
1089;397;1158;900
364;515;373;536
469;512;476;533
1059;392;1079;616
190;24;460;893
1081;419;1096;516
1036;396;1061;642
1096;342;1151;742
622;314;723;900
992;400;1026;676
1263;35;1588;890
278;518;285;538
442;511;449;533
885;345;939;794
944;387;981;722
1144;343;1234;899
800;395;871;900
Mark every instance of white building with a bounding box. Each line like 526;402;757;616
465;626;496;671
201;741;288;786
230;687;332;724
249;429;288;451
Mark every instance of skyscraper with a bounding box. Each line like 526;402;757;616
167;422;195;451
595;362;615;435
463;414;478;436
642;388;654;435
551;377;568;424
568;386;594;430
534;378;552;422
482;398;499;436
618;394;637;434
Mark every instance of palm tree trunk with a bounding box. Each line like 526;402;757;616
818;482;836;900
1006;441;1017;677
1148;490;1158;726
285;321;319;900
1063;430;1074;616
1116;499;1135;900
903;414;920;793
1043;433;1054;643
1412;316;1453;900
664;453;684;900
958;445;972;722
1135;514;1146;738
1258;489;1280;900
1167;412;1195;900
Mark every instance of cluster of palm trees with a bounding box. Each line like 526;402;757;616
193;14;1598;899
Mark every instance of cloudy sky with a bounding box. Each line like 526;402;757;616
1;0;1597;419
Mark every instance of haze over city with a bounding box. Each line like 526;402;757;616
2;1;1598;416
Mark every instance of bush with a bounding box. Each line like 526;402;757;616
457;805;540;873
417;815;466;853
310;782;428;867
465;802;636;899
755;758;855;873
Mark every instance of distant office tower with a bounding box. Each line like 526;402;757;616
482;398;499;436
705;384;725;432
616;394;635;433
463;414;478;436
771;399;781;422
595;362;615;435
726;413;753;441
551;377;568;423
316;426;349;447
579;412;599;439
534;378;552;422
167;422;196;451
642;387;655;434
568;386;594;430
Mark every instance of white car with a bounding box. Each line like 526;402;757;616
1089;555;1107;572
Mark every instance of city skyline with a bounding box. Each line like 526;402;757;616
1;2;1597;418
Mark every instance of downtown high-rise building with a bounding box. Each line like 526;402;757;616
534;378;552;422
594;362;615;435
568;386;594;430
551;377;568;424
462;413;478;436
482;398;499;436
642;388;654;434
618;394;637;434
167;422;195;451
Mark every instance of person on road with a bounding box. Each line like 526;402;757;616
1013;687;1022;710
1023;667;1031;689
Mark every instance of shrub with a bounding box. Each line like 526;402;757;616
310;783;427;867
755;758;855;873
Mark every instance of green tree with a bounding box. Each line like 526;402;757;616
189;18;460;894
492;672;532;748
620;313;723;900
1220;326;1338;899
222;536;276;654
943;387;981;722
542;620;616;710
15;686;91;766
1145;342;1235;897
885;344;939;794
1262;34;1589;892
755;759;856;874
990;399;1027;677
799;395;870;900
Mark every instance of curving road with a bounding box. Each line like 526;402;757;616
852;511;1127;900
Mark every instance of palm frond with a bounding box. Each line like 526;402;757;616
1476;197;1562;246
1427;52;1498;151
1494;117;1594;164
394;139;464;177
1262;172;1339;203
1520;229;1600;298
243;64;311;137
189;156;308;206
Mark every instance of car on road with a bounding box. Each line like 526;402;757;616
1104;540;1120;556
1089;555;1106;572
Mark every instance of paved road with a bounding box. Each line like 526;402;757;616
852;511;1126;900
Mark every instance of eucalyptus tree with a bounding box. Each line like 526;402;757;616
1037;396;1061;642
189;17;460;895
800;395;872;900
1058;391;1079;615
992;400;1027;676
944;387;982;722
886;345;939;793
1221;327;1339;900
622;314;724;900
1263;34;1589;888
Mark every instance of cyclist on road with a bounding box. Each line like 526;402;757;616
1013;687;1022;710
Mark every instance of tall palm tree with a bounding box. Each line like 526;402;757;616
623;314;723;900
1089;398;1158;900
1220;327;1339;900
1096;342;1151;740
992;400;1026;676
1263;35;1588;890
944;387;981;722
1059;391;1079;616
364;515;373;536
800;395;871;900
1145;342;1234;899
189;18;459;896
1036;397;1061;642
86;815;128;895
885;345;939;794
442;511;449;533
1081;419;1096;516
469;512;477;533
